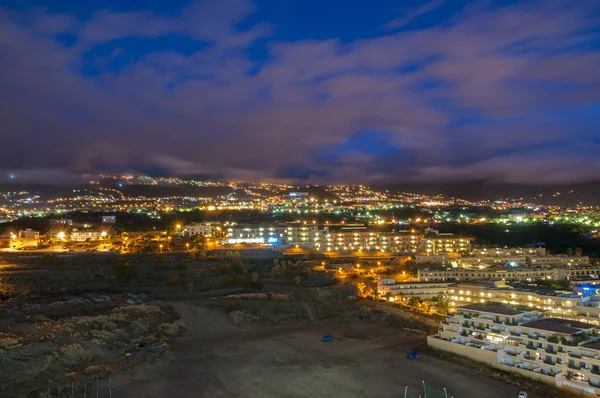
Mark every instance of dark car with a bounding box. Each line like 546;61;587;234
322;335;334;342
406;352;420;360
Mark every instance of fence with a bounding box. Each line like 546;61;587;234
40;374;114;398
404;381;454;398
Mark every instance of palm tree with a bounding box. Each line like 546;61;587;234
575;247;583;256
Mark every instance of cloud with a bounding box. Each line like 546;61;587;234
383;0;445;30
0;0;599;185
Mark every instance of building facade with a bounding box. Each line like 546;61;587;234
418;266;600;282
432;304;600;396
423;234;471;255
376;278;451;299
10;229;40;248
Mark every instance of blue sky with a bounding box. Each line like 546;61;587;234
1;0;600;184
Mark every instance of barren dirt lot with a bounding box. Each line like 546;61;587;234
117;304;544;398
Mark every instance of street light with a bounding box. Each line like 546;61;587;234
159;244;163;252
57;231;65;240
186;243;190;251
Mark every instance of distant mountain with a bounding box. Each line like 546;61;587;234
376;180;600;206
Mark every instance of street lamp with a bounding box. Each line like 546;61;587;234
57;231;65;240
159;244;163;252
186;243;190;251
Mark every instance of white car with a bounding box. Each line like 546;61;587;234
518;392;527;398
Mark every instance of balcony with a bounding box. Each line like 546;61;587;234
568;363;582;370
505;351;517;357
475;326;486;331
544;358;555;365
592;368;600;376
545;348;557;354
569;352;583;359
526;343;536;350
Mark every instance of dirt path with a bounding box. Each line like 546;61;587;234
171;301;237;339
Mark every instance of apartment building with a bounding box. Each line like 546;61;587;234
527;256;590;267
376;278;451;299
431;304;600;396
418;266;600;282
446;283;600;325
423;233;471;255
225;225;316;245
312;227;421;253
183;222;216;237
457;256;526;268
471;247;547;257
70;229;106;242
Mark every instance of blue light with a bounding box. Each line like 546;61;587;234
267;237;278;244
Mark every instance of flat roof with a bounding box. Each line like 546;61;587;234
541;318;596;330
520;319;592;335
581;342;600;351
458;304;524;316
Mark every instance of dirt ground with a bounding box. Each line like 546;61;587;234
116;303;545;398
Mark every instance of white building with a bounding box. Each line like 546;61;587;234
527;256;590;267
418;266;600;283
422;234;471;255
70;229;106;242
457;256;526;268
415;254;449;265
471;247;547;257
431;304;600;397
225;225;316;245
183;223;216;237
376;278;451;299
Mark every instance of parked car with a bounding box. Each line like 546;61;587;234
518;392;527;398
322;335;334;342
406;352;420;360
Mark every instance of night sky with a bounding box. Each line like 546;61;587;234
1;0;600;184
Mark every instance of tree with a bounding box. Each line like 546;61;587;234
432;294;449;314
294;275;301;286
421;300;432;314
225;251;233;260
567;248;574;256
271;264;281;278
273;258;279;267
408;296;421;308
280;260;286;267
114;262;138;283
252;271;259;282
575;247;583;256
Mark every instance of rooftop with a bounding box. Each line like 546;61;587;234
520;318;595;335
541;318;596;330
581;342;600;352
458;304;524;316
